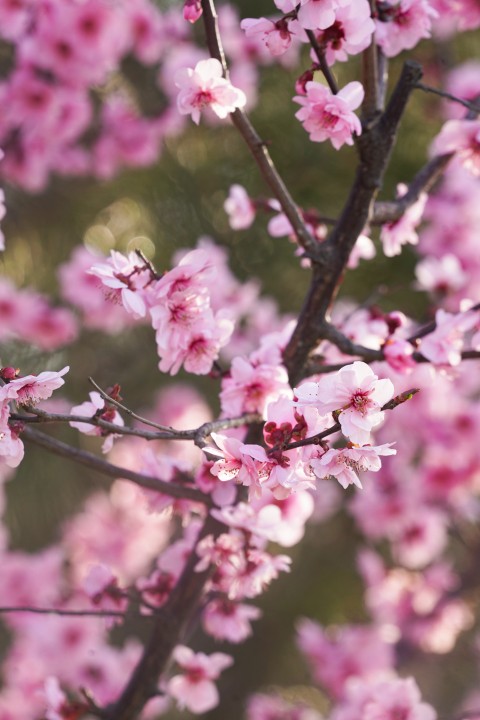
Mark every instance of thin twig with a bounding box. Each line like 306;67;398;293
14;406;261;446
270;389;419;453
89;377;176;433
415;82;480;115
0;605;125;618
305;30;338;95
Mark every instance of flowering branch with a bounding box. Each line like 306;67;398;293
283;60;424;385
200;0;319;258
106;514;225;720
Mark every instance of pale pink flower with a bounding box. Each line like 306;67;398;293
331;675;437;720
202;599;261;643
69;391;124;453
206;433;264;494
311;443;396;489
294;81;364;149
224;184;256;229
430;119;480;176
220;356;291;416
175;58;246;125
374;0;438;57
0;401;24;468
89;250;153;318
380;183;427;257
347;233;376;269
0;187;5;251
295;362;394;445
297;0;338;30
415;254;467;295
241;17;295;56
419;308;478;366
167;645;233;714
384;338;416;374
297;619;394;699
314;0;375;65
0;366;69;406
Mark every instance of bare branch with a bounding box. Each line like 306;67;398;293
21;427;213;506
0;605;125;618
200;0;319;258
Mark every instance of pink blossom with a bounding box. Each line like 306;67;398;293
384;338;416;373
430;119;480;176
415;254;467;295
0;401;24;468
313;1;375;65
311;443;396;489
380;183;427;257
294;81;364;149
206;433;265;495
224;184;256;229
419;309;478;366
297;619;394;699
89;250;153;318
241;17;295;57
0;366;69;406
295;362;395;445
220;356;291;416
167;645;233;714
0;186;5;251
347;233;376;269
175;58;246;125
331;675;437;720
297;0;338;31
374;0;438;57
202;599;261;643
69;391;124;453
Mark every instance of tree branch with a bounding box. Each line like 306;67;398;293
106;513;225;720
305;30;338;95
283;61;424;385
21;427;213;505
372;153;452;224
200;0;319;258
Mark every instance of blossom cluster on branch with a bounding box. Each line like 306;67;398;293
1;1;480;719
